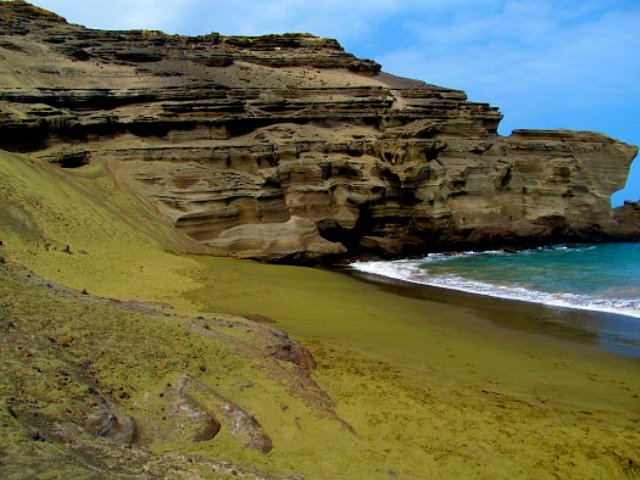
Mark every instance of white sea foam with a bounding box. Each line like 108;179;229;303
351;258;640;319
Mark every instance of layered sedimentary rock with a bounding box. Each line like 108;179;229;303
614;201;640;237
1;1;638;261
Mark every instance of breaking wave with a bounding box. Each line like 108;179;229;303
352;244;640;319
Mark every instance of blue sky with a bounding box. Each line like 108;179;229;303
30;0;640;204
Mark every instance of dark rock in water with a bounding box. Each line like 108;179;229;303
0;1;638;262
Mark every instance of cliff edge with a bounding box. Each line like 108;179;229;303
1;1;638;262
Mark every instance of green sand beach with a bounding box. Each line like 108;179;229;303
1;151;639;478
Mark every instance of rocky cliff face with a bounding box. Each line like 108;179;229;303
1;1;638;262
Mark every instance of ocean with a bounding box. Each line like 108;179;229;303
352;243;640;356
352;243;640;318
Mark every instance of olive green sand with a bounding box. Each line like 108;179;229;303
1;150;639;479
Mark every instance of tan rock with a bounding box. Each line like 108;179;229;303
206;216;346;263
84;409;137;444
0;2;637;260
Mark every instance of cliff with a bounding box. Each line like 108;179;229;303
3;4;640;479
1;1;638;262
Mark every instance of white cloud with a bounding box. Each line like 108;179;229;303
378;2;640;127
32;0;473;37
28;0;190;31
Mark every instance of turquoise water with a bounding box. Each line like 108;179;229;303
352;243;640;318
352;243;640;357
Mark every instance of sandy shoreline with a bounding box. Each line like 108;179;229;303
181;257;640;477
342;266;640;359
188;256;640;401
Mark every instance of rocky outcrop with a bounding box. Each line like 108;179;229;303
159;375;273;453
84;408;137;444
613;201;640;240
206;216;346;262
1;1;638;261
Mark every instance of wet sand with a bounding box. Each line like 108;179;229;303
343;267;640;359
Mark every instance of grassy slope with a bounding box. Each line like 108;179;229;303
1;150;639;479
0;151;205;307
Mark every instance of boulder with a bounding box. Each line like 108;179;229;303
206;216;347;263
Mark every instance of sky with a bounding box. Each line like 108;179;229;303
29;0;640;205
